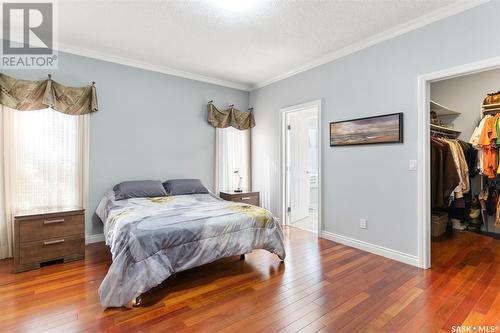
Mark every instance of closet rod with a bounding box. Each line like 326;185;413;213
430;123;461;134
482;108;500;116
431;130;459;138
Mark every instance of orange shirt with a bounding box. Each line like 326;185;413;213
479;116;498;146
483;146;497;179
479;115;499;179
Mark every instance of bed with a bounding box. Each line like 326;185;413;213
95;190;286;308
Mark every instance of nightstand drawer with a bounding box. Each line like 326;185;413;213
232;195;259;206
19;234;85;265
219;191;260;207
19;214;84;243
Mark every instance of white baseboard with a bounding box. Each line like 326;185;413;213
85;233;105;244
320;231;420;268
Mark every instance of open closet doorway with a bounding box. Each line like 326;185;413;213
282;100;321;234
418;58;500;269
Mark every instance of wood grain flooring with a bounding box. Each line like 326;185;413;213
0;226;499;332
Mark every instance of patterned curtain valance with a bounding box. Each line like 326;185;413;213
0;73;98;115
207;102;255;130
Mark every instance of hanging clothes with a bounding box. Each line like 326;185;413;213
452;139;470;196
431;136;472;209
431;137;460;208
468;92;500;233
479;115;498;178
495;116;500;175
458;141;478;178
434;138;470;199
470;115;489;174
471;114;500;179
496;197;500;228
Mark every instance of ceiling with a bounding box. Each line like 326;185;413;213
56;0;483;90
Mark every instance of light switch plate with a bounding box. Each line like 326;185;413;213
409;159;417;171
360;219;367;229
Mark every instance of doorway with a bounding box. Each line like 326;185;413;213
418;57;500;269
281;100;321;234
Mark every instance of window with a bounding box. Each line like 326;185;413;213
7;107;87;211
215;127;250;193
0;107;88;258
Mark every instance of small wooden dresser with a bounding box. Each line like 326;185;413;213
13;207;85;273
219;191;260;207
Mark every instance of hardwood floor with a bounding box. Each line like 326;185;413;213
0;227;499;332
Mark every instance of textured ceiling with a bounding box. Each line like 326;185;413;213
57;0;471;89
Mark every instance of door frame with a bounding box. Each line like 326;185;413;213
281;99;322;233
417;56;500;269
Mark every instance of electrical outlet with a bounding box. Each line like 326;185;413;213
360;218;367;229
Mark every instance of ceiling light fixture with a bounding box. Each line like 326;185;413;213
211;0;257;12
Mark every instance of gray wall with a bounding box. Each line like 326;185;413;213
2;52;249;236
249;1;500;258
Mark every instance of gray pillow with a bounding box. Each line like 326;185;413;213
162;179;209;196
113;180;167;200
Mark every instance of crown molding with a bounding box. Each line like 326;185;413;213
251;0;489;90
57;43;252;91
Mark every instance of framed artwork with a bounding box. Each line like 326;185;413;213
330;112;403;146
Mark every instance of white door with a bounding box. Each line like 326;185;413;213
287;111;311;222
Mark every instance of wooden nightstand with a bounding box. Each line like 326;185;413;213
13;207;85;273
220;191;260;207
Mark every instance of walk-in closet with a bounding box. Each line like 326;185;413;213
430;69;500;261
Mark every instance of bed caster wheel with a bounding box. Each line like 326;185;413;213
125;296;142;309
240;254;245;261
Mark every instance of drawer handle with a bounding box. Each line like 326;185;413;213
43;239;65;245
44;219;64;224
241;197;251;200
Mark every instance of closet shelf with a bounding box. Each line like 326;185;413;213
430;123;461;136
482;102;500;110
430;100;461;116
